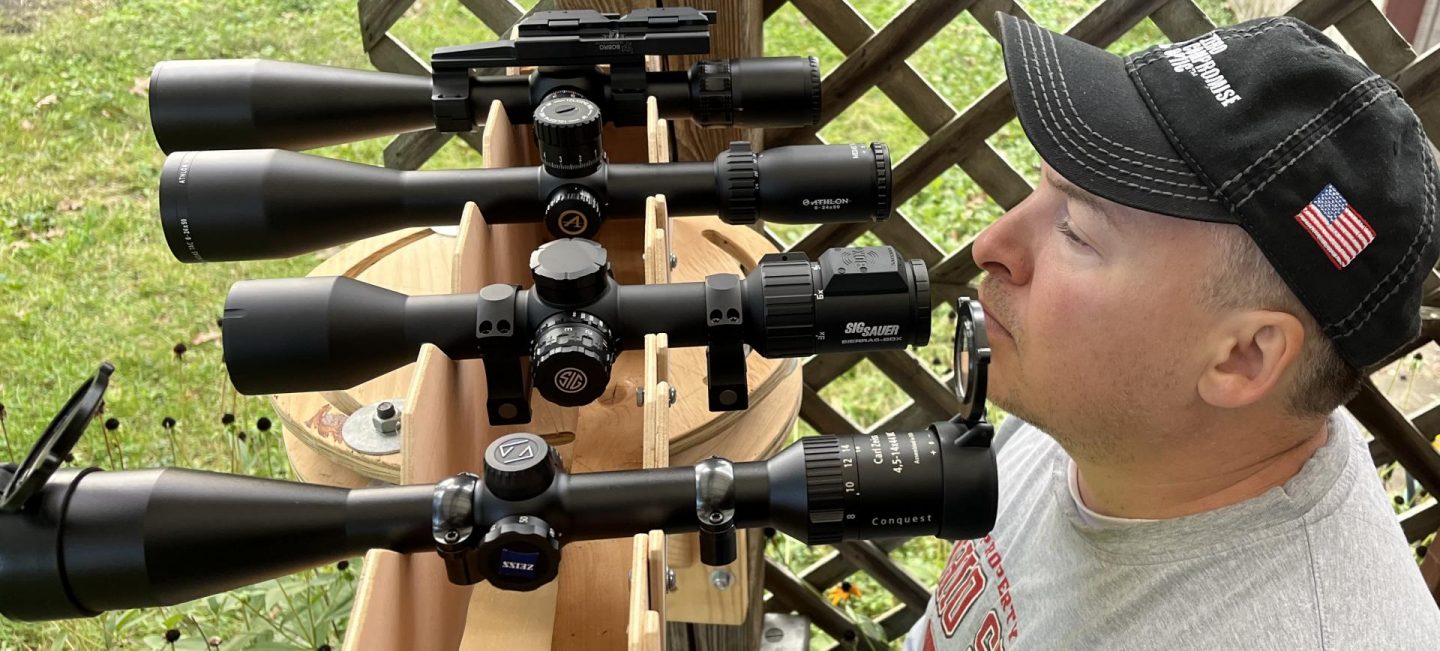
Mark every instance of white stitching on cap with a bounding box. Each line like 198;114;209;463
1130;18;1302;70
1327;119;1435;341
1040;28;1193;169
1232;85;1399;207
1020;20;1217;199
1037;26;1200;180
1127;41;1230;200
1218;76;1388;193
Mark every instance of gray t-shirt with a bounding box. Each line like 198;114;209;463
903;410;1440;650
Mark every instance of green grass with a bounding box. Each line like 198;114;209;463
0;0;1353;649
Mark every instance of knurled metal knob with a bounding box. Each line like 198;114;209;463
533;94;603;178
529;238;610;306
483;433;562;502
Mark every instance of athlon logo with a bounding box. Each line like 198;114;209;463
844;321;900;337
802;197;851;209
557;210;589;236
555;367;588;393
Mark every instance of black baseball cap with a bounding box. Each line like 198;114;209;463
998;14;1438;370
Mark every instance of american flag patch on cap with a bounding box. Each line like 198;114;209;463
1293;184;1375;269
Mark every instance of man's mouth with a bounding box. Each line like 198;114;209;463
981;307;1012;341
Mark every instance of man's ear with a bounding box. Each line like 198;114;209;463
1196;310;1306;409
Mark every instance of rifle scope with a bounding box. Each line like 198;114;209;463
160;140;890;262
149;8;821;153
0;300;997;621
222;240;930;424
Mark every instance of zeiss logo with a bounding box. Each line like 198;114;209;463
498;548;540;578
844;321;900;337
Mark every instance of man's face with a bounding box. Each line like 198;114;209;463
974;164;1223;463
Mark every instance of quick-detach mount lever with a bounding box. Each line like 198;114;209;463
432;8;719;131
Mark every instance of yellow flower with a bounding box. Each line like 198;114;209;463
826;581;862;606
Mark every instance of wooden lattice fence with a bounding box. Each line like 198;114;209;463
355;0;1440;648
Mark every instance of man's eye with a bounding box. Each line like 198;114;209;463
1055;220;1090;248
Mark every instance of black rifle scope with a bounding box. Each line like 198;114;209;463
222;240;930;425
149;8;821;153
160;139;890;261
0;300;997;621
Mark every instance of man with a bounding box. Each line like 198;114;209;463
905;14;1440;650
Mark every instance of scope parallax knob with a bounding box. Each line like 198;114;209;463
531;312;616;407
483;433;562;502
533;94;604;179
544;187;603;239
479;515;561;592
530;238;611;306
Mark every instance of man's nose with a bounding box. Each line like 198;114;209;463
972;197;1038;287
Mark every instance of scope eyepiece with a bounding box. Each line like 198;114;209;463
687;56;821;128
716;142;891;226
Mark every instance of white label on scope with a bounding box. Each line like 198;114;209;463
871;514;934;526
866;431;925;476
839;321;903;346
801;197;852;211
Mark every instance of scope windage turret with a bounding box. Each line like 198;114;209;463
148;55;819;153
0;422;996;621
220;241;929;422
158;141;891;262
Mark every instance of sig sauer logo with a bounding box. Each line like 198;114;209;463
555;368;588;393
844;321;900;337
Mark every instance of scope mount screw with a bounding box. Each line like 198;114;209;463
711;569;732;591
666;567;678;593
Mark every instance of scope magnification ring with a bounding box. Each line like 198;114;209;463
871;143;891;221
